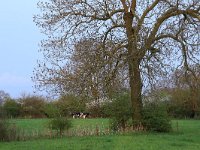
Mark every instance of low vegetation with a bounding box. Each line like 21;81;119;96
0;119;200;150
0;119;8;141
48;117;72;137
142;101;171;132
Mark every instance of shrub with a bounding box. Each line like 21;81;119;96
0;119;18;141
57;94;86;117
104;92;132;131
48;117;72;136
142;102;171;132
0;106;6;119
0;119;8;141
3;99;21;118
87;105;105;118
19;95;46;118
44;102;61;118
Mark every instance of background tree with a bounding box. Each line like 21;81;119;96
146;65;200;118
3;99;21;118
19;94;46;118
0;90;10;118
34;0;200;125
0;90;10;106
44;101;61;118
169;65;200;118
56;94;86;116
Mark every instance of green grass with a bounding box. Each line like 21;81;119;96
0;119;200;150
72;118;109;127
9;118;109;132
7;118;109;138
9;118;49;132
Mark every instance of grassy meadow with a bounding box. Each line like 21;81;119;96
0;119;200;150
9;118;109;132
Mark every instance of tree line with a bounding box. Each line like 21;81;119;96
1;64;200;120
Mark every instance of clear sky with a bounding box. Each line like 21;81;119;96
0;1;43;98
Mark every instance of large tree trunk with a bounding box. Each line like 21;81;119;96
129;60;143;125
123;11;143;125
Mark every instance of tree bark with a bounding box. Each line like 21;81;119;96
129;61;143;124
123;11;143;125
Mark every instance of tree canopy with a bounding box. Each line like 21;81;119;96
33;0;200;124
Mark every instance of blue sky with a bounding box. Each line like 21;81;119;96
0;1;43;98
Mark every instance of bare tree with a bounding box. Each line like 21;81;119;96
0;90;10;106
71;38;128;99
34;0;200;124
172;65;200;117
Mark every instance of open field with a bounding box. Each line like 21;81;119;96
9;118;109;132
0;119;200;150
8;118;110;138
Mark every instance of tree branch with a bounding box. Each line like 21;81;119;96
131;0;136;13
138;0;160;30
120;0;129;12
147;8;200;48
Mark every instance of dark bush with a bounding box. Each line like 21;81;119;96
57;94;86;117
19;95;46;118
142;102;171;132
0;119;18;141
103;92;132;131
87;105;105;118
3;99;21;118
48;117;72;136
0;119;8;141
44;102;61;118
0;107;6;119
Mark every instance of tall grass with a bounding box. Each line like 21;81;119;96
4;119;200;143
6;118;110;140
0;119;200;150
